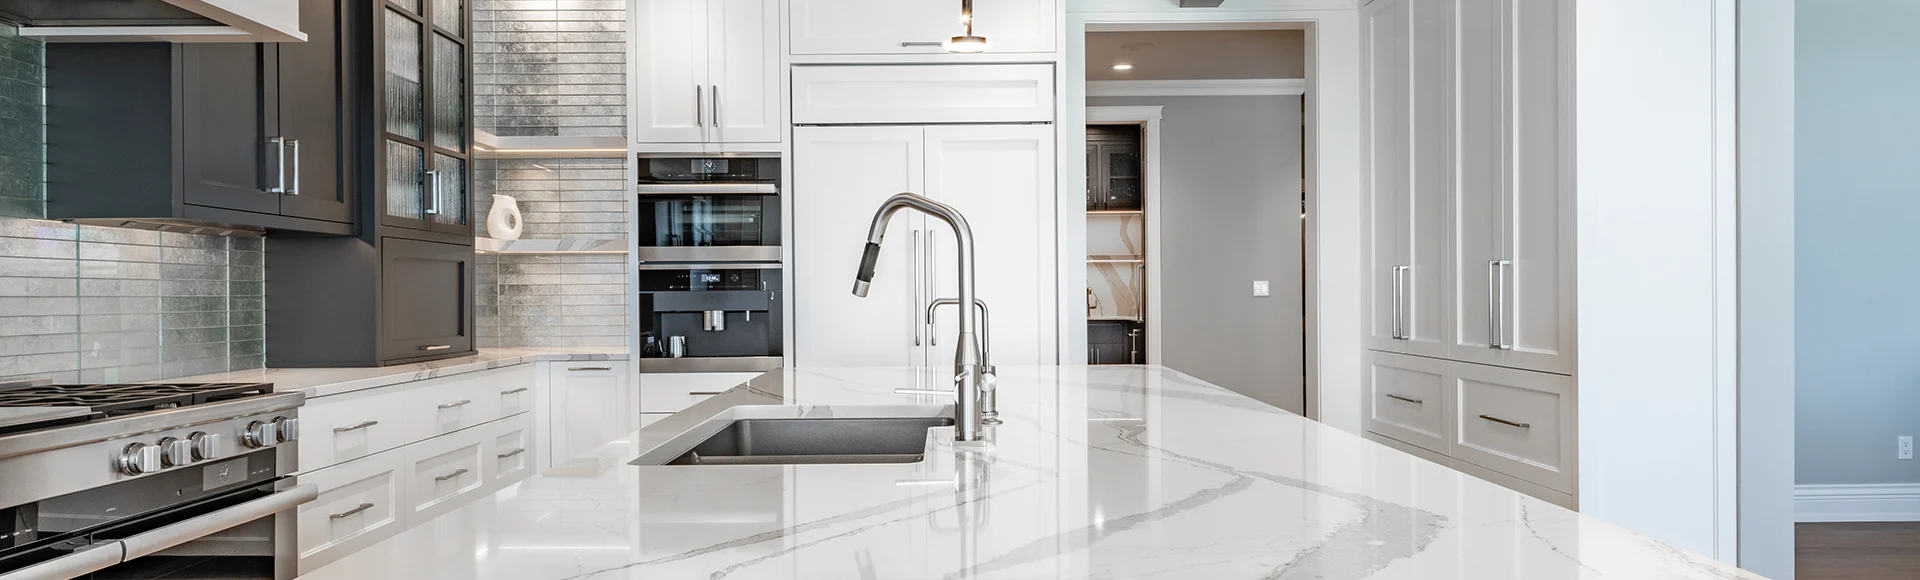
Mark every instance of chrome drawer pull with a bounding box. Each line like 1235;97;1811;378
689;391;724;396
568;366;612;371
332;420;379;433
434;468;469;482
1384;393;1423;405
1478;414;1531;429
497;448;526;459
419;344;451;351
901;41;944;47
500;387;529;395
437;399;472;409
328;502;374;520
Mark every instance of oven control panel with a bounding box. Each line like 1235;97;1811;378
113;413;297;479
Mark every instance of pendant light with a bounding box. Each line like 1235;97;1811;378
944;0;989;53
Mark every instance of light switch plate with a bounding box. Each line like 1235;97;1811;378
1253;280;1270;297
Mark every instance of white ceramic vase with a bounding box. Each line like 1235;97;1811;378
486;195;524;240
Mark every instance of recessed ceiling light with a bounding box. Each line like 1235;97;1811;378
1112;63;1134;71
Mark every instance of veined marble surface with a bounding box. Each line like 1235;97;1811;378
164;347;628;398
298;366;1763;580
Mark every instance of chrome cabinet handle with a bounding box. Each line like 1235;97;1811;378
912;230;922;347
501;387;529;395
1385;393;1423;405
287;138;301;196
710;84;720;134
901;41;943;46
1390;266;1409;339
423;170;440;215
437;399;472;409
434;468;469;482
688;391;724;396
268;137;288;193
332;420;378;433
420;344;450;351
568;366;612;371
925;234;937;347
695;85;704;128
497;448;526;459
1478;414;1531;429
1491;260;1513;350
328;502;374;520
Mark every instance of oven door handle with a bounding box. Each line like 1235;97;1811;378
0;540;124;580
635;183;777;195
119;483;318;561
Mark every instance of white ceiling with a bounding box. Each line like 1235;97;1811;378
1086;30;1306;81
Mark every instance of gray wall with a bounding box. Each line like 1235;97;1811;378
1797;0;1920;485
1089;95;1305;413
1741;0;1793;576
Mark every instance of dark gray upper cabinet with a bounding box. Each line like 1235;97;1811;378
1086;125;1142;212
371;0;472;239
44;0;353;234
378;237;475;360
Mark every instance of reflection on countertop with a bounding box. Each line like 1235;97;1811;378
296;365;1762;580
163;347;628;398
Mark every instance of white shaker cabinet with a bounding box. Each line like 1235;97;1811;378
1362;0;1450;361
794;124;1057;367
1444;0;1574;375
545;362;632;466
632;0;780;146
788;0;1056;56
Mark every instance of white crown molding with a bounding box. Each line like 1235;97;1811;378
1087;78;1307;97
1796;483;1920;522
1087;105;1164;122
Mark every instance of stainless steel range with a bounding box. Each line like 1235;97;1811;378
0;379;312;580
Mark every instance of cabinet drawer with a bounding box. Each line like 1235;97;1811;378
415;366;526;437
402;427;489;523
1450;362;1575;493
301;388;420;468
488;413;534;487
792;65;1054;125
639;372;760;413
1363;350;1450;454
295;450;405;575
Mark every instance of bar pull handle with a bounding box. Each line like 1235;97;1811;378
1492;260;1513;350
1384;393;1423;405
332;420;379;433
1478;414;1531;429
287;138;301;196
434;468;469;482
419;344;450;351
437;399;472;409
497;448;526;459
1390;266;1409;339
710;84;720;134
688;391;725;397
912;230;922;347
329;503;375;520
926;235;937;347
568;366;612;371
901;41;944;47
268;137;288;193
695;85;704;128
500;387;529;395
423;170;440;215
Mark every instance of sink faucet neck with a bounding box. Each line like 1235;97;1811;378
852;193;988;442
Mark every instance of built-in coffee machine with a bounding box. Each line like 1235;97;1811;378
635;155;784;373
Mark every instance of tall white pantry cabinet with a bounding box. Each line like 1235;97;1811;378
1362;0;1578;506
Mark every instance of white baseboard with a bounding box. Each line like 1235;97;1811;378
1796;483;1920;522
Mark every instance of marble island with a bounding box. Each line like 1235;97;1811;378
297;366;1763;579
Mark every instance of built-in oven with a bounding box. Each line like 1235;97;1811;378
636;263;783;373
635;155;781;263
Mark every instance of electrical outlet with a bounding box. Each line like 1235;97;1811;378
1901;436;1913;460
1253;280;1271;297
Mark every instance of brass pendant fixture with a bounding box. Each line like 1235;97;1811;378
944;0;989;53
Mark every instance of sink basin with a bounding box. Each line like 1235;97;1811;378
661;417;954;465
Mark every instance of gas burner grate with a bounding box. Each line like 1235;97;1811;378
0;382;275;415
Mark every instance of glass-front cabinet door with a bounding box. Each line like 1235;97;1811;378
380;0;471;235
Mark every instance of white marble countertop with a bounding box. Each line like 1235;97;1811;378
167;348;628;398
298;365;1763;580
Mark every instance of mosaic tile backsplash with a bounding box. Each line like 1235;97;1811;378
0;24;43;219
474;157;628;348
474;0;626;137
0;219;266;382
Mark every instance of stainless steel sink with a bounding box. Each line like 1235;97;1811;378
661;417;954;465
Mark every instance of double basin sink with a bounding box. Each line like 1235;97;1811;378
637;406;956;466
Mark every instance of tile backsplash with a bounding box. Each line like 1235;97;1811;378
474;157;628;348
474;0;626;137
0;23;42;219
0;219;266;382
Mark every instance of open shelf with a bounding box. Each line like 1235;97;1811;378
475;237;628;254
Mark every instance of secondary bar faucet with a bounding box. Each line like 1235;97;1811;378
929;297;998;424
853;193;987;442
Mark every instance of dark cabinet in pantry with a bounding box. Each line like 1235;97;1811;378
44;0;353;233
1088;320;1144;365
1086;125;1142;211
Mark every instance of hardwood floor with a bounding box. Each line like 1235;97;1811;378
1799;523;1920;579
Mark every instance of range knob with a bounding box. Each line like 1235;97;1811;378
243;421;280;448
189;432;222;461
118;442;162;476
272;416;300;443
158;437;192;468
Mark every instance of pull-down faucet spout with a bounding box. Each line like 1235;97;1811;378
852;193;986;442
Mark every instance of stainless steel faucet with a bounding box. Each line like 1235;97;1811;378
929;298;998;424
853;193;987;442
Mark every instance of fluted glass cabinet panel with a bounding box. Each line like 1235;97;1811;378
432;33;465;152
386;141;426;220
385;10;424;139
